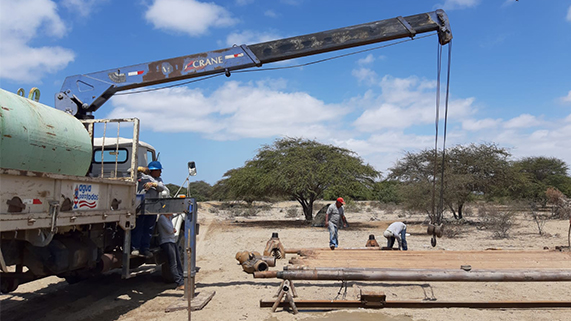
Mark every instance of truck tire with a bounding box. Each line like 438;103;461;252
1;277;19;294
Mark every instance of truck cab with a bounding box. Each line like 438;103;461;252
90;138;156;179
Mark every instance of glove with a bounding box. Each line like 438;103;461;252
144;182;157;190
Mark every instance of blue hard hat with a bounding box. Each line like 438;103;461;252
148;161;163;170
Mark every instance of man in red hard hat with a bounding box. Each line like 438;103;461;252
325;197;349;250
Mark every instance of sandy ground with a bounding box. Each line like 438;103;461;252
1;201;570;321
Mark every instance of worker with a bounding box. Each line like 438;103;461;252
131;161;167;258
325;197;349;250
157;213;185;290
383;221;408;251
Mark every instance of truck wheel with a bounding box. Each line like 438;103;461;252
1;278;19;294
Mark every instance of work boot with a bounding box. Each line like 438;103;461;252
330;245;335;250
176;285;185;291
141;250;153;258
131;249;140;256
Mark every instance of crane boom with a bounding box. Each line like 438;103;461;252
55;10;451;119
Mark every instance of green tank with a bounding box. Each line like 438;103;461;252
0;88;92;176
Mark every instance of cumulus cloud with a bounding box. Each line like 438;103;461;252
437;0;480;10
353;75;475;131
225;30;282;46
462;118;502;131
352;68;378;85
0;0;75;83
503;114;542;129
61;0;107;17
107;80;347;140
264;10;278;18
561;90;571;103
145;0;238;36
357;54;375;65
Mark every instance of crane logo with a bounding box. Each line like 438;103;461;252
73;184;99;209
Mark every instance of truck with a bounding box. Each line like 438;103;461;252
0;10;452;294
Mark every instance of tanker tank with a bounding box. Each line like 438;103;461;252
0;88;92;176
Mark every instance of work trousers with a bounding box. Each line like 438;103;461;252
328;223;339;248
131;214;157;251
386;227;408;250
160;242;185;286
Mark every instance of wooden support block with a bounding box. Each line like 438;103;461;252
360;290;386;307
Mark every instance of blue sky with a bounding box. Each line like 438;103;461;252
1;0;570;186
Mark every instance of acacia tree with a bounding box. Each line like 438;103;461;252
219;137;380;221
510;157;571;205
388;143;512;219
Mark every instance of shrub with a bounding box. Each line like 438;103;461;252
477;205;516;239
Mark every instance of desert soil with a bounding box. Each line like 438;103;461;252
1;201;570;321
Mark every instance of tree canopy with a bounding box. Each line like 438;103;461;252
216;137;380;221
510;156;571;205
388;143;512;219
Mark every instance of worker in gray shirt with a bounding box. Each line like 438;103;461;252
383;221;408;250
325;197;349;250
157;213;185;290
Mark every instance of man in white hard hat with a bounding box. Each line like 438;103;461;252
383;221;408;251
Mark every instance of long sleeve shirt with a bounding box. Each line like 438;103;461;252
157;215;176;245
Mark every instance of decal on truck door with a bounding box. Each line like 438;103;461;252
73;184;100;209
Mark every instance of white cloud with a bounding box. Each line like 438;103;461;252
567;6;571;22
0;0;75;83
145;0;238;36
353;75;476;132
236;0;255;5
462;118;501;131
61;0;107;17
437;0;480;10
561;90;571;103
352;68;378;85
503;114;542;129
357;54;375;65
225;30;282;46
107;80;347;140
264;10;278;18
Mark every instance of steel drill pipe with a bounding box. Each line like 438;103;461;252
259;269;571;282
260;300;571;309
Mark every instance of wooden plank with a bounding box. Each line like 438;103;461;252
165;291;216;312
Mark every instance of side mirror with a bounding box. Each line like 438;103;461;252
188;161;197;176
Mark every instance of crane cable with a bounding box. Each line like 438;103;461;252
430;40;452;247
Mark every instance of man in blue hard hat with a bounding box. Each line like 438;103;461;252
131;161;167;258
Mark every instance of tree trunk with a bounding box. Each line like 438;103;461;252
302;200;316;221
457;203;464;220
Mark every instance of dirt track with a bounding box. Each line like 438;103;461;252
2;201;570;321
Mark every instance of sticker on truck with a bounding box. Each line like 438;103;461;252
73;184;99;209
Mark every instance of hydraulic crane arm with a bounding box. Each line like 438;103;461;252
55;9;451;119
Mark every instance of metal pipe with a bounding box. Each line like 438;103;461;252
264;269;571;282
286;247;385;254
260;300;571;309
254;271;277;278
